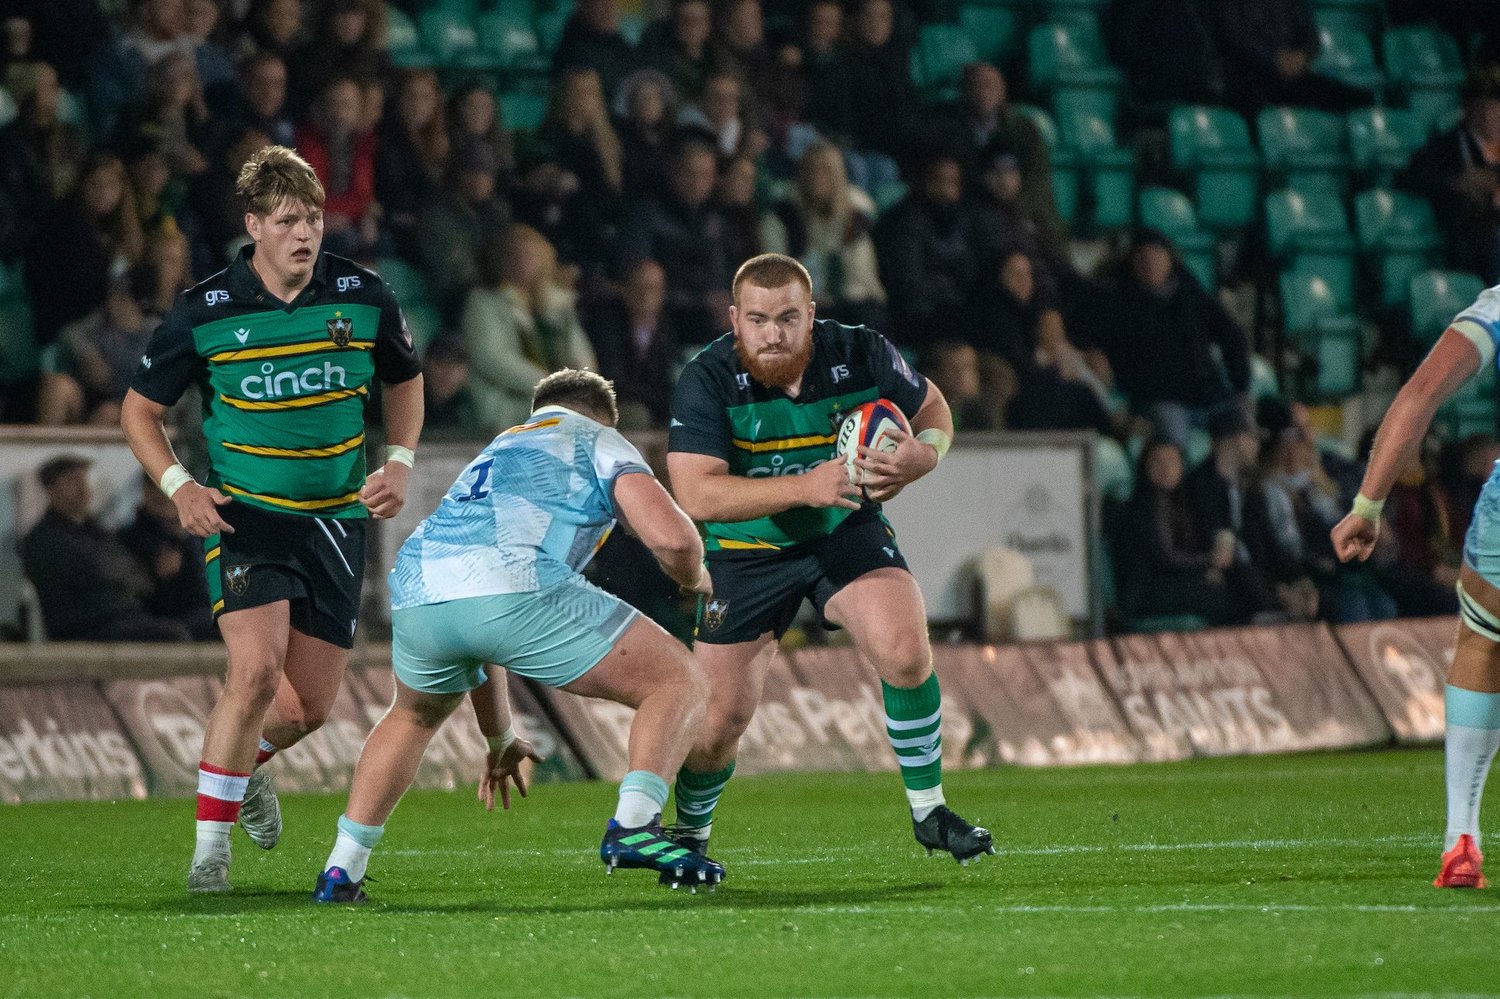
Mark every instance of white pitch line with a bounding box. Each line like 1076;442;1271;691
801;903;1500;916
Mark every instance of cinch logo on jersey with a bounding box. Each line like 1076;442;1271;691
744;455;833;478
240;360;351;399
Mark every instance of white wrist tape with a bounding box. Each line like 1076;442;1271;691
385;445;415;469
1351;493;1384;521
159;464;195;499
485;728;517;754
915;428;952;462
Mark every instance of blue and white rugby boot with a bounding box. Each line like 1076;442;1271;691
312;866;369;904
600;814;725;891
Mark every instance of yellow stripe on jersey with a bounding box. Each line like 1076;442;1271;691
212;599;225;613
716;537;783;550
204;545;221;564
222;432;365;459
730;433;836;453
504;417;563;434
207;339;373;364
221;484;363;511
218;385;369;410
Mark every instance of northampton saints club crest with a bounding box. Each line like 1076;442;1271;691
224;564;251;596
702;597;730;632
326;314;354;347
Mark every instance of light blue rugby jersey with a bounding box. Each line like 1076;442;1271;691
389;405;652;609
1447;285;1500;572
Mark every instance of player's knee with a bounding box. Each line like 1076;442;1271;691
868;638;930;688
704;693;757;746
223;662;280;713
281;707;329;736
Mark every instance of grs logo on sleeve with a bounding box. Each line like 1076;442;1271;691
337;275;362;292
205;290;230;306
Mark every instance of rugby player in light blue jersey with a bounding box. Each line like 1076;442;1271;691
313;369;722;902
1333;284;1500;889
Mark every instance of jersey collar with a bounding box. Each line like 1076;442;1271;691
228;245;330;309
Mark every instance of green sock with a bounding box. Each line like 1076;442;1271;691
673;761;736;832
883;673;944;801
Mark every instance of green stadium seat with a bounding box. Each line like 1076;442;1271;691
1346;107;1426;185
1094;435;1132;504
1129;614;1210;634
1249;352;1281;400
916;24;979;101
536;6;572;55
1437;362;1498;438
499;89;549;132
1384;26;1465;131
1257;106;1352;199
1137;186;1216;289
872;180;908;214
0;88;14;129
384;4;421;56
1311;23;1383;93
1059;109;1135;229
0;287;39;387
1409;269;1486;347
1014;103;1079;225
419;10;481;64
374;257;441;353
1027;22;1123;122
1168;105;1261;230
618;14;645;45
1041;0;1107;29
1311;0;1382;37
477;10;547;71
1265;188;1357;308
959;4;1023;69
1353;189;1441;306
1279;270;1362;398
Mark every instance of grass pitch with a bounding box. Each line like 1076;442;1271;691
1;748;1495;998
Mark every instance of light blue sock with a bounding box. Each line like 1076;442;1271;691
615;770;669;827
1444;685;1500;851
326;814;385;882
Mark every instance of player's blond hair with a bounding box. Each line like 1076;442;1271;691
732;253;812;304
236;145;325;216
533;368;619;426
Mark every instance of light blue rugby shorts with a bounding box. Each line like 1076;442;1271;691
391;575;640;694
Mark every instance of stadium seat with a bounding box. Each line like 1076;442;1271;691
915;24;979;101
617;14;645;45
476;10;548;71
499;89;549;131
1280;270;1363;398
1438;361;1499;437
1168;105;1261;230
0;88;14;128
374;257;440;353
1384;26;1465;131
1013;104;1079;224
1059;109;1135;229
959;4;1024;69
1408;269;1486;347
1352;189;1441;306
1094;436;1133;503
1257;106;1352;198
1311;23;1383;94
536;6;572;55
1346;107;1426;185
1027;21;1123;122
871;180;908;214
383;4;423;62
1265;188;1357;308
0;287;39;389
1249;352;1281;400
1136;186;1216;288
418;10;481;65
1311;0;1383;37
1040;0;1107;29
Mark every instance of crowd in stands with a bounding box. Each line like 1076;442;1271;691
1;0;1499;638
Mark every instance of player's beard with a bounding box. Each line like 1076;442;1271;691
735;333;814;389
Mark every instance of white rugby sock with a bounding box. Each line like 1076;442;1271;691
907;785;946;823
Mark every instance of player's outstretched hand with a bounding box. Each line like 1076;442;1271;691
801;457;862;510
854;427;939;492
360;461;410;519
479;737;542;812
173;482;234;537
1331;512;1379;563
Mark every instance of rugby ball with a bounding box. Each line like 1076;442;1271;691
836;400;911;485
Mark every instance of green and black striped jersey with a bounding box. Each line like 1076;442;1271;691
130;247;422;518
668;320;929;553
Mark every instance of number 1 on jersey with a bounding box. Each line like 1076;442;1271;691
458;458;494;502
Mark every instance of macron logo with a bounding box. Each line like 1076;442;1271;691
234;327;250;344
670;418;685;428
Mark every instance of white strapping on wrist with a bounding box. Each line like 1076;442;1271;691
486;728;517;754
159;464;195;499
385;445;415;468
915;428;952;461
1351;493;1385;521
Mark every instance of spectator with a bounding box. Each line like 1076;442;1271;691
184;0;235;109
537;66;625;239
295;74;381;258
923;339;1009;431
873;153;982;345
616;137;734;344
10;1;110;91
715;154;762;267
216;51;294;151
1399;66;1500;286
1114;439;1253;625
640;0;715;102
119;475;215;640
587;258;679;429
508;141;592;275
761;140;889;330
377;68;449;260
115;49;210;179
0;61;84;261
122;133;177;239
20;454;191;641
24;152;143;346
463;224;598;434
416;138;512;317
842;0;917;169
932;64;1064;243
1183;410;1281;616
449;81;515;192
711;0;774;111
678;68;767;161
288;0;388;120
1376;431;1465;617
551;0;636;103
38;272;154;425
420;336;479;440
88;0;194;139
798;0;852;147
969;146;1073;307
1104;0;1225;112
1087;228;1250;447
614;68;677;199
186;124;267;268
1204;0;1374;113
241;0;304;63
